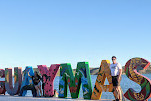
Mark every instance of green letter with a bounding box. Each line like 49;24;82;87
59;62;92;99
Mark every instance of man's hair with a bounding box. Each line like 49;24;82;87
112;56;116;59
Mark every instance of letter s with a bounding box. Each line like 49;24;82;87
124;58;151;101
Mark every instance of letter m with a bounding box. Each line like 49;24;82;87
59;62;92;99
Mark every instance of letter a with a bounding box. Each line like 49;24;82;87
91;60;113;100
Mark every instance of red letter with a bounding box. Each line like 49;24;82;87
0;69;6;95
124;58;151;101
38;64;60;97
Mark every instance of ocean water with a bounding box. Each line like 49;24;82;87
1;74;151;100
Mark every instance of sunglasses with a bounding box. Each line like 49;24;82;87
112;59;116;60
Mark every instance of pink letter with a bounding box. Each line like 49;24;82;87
38;64;60;97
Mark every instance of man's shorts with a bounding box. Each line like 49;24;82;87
35;82;41;87
112;75;120;86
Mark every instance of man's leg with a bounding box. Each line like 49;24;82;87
35;86;39;97
117;77;122;101
38;85;42;96
19;87;24;96
115;86;120;101
117;86;123;101
113;86;117;98
112;76;119;100
114;80;120;100
42;83;45;96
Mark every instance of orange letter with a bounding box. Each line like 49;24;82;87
91;60;113;100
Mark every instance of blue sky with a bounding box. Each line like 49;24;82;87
0;0;151;69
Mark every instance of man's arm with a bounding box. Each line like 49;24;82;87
118;69;122;82
118;63;122;82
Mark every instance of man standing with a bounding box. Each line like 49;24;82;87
110;56;122;101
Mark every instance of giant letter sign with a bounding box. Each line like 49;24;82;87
0;69;6;95
5;67;22;95
38;64;60;97
59;62;92;99
20;66;36;97
124;58;151;101
91;60;113;100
